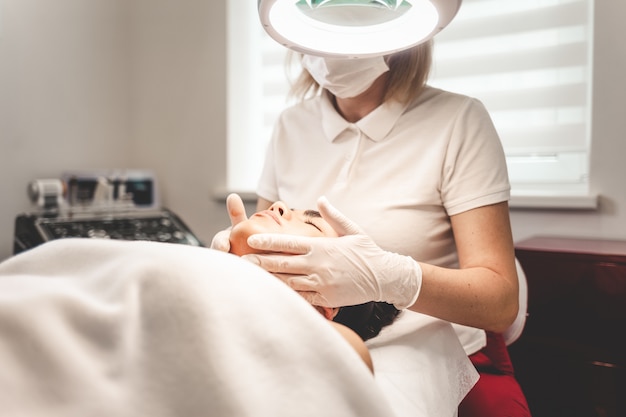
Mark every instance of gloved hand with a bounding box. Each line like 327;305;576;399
243;197;422;309
210;193;249;252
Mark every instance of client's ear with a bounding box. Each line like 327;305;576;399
315;306;340;320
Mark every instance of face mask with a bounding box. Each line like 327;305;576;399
301;55;389;98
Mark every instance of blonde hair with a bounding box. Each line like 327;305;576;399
287;40;433;105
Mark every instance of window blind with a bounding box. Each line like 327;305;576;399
429;0;594;195
226;0;594;199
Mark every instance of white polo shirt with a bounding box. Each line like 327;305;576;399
257;86;511;355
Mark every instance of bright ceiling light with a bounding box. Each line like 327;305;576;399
258;0;462;58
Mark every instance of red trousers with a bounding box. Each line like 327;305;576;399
459;332;531;417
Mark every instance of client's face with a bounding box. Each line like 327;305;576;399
230;200;340;320
229;201;338;257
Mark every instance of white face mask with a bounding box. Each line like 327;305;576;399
301;55;389;98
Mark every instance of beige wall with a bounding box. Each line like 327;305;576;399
127;0;228;248
0;0;228;259
0;0;625;260
0;0;131;258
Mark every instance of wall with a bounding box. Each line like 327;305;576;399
0;0;624;261
0;0;229;259
127;0;228;249
0;0;132;258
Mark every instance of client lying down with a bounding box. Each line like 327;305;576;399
0;238;399;416
226;195;400;372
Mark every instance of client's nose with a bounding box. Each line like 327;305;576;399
269;201;289;218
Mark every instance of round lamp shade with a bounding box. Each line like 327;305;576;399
258;0;462;58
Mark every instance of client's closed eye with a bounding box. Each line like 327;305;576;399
305;220;322;232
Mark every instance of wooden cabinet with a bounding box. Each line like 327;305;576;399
511;236;626;417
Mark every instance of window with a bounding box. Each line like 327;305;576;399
429;0;595;206
226;0;293;195
226;0;596;208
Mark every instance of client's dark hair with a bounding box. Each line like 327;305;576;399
333;302;400;341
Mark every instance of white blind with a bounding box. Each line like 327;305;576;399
227;0;594;198
429;0;594;195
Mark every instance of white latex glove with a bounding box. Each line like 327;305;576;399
210;193;249;252
243;197;422;309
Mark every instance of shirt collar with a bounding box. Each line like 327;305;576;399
320;91;408;143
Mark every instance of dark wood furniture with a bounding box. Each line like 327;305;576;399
511;236;626;417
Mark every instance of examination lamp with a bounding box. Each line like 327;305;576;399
258;0;462;58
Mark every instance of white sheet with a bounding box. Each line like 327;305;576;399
0;239;396;417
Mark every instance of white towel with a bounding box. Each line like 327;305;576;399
0;239;395;417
